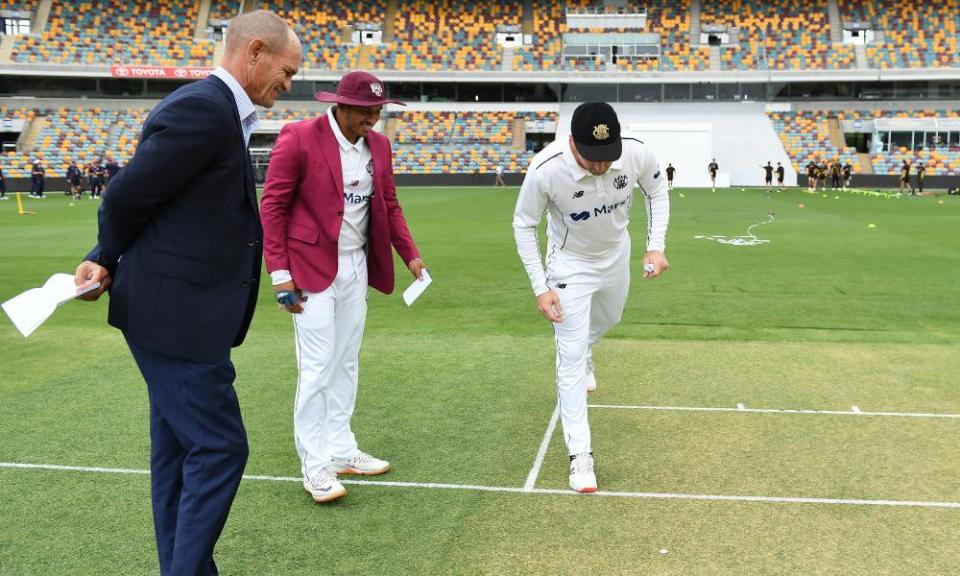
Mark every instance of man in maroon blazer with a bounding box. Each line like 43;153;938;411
261;70;425;503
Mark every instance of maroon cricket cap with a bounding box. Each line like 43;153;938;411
314;71;405;107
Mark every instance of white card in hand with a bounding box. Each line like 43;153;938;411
2;273;100;337
402;269;432;307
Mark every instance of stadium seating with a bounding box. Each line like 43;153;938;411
4;1;957;72
376;0;518;71
0;1;38;11
0;106;558;177
11;0;213;66
207;0;241;22
840;0;959;68
769;109;960;176
767;110;860;174
703;0;855;70
260;0;385;71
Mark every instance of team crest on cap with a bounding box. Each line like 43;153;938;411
370;82;383;97
593;124;610;141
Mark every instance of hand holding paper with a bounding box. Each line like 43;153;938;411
402;269;432;307
2;273;100;337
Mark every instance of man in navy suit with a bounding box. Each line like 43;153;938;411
73;10;301;575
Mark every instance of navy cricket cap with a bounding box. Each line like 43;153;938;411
570;102;622;162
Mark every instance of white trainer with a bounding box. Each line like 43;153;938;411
331;451;391;476
303;467;346;503
568;452;597;493
585;358;597;393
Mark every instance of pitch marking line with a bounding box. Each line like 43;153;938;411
524;402;560;491
587;404;960;419
2;462;959;510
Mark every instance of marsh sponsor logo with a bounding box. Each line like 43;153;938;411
344;192;371;205
593;199;628;216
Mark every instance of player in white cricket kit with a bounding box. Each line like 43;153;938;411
513;102;670;493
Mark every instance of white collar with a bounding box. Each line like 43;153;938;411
327;107;365;152
562;141;623;180
211;67;257;126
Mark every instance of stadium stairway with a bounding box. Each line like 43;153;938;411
19;115;46;157
709;45;721;71
0;36;15;63
383;0;398;41
689;0;701;45
857;152;874;175
195;0;212;40
32;0;52;33
827;117;845;148
827;0;842;43
855;44;868;69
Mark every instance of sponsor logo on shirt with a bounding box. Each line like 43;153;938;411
573;190;584;199
366;159;374;175
569;199;629;222
344;192;371;205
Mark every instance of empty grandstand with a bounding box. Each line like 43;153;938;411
0;1;958;187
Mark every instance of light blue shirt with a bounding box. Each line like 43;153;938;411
211;67;259;147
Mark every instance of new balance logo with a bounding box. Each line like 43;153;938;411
573;190;584;199
570;211;590;222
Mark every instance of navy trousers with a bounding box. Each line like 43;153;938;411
126;337;249;576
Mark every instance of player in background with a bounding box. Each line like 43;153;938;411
842;161;853;191
761;161;774;192
775;161;785;192
707;159;718;192
899;160;914;195
666;163;676;191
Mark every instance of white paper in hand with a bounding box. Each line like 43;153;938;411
402;269;432;307
2;273;99;337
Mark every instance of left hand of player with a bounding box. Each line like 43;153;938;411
408;258;427;280
643;251;669;279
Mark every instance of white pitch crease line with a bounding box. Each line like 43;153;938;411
524;402;561;491
3;462;959;510
587;404;960;419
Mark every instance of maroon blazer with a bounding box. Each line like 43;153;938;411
260;114;419;294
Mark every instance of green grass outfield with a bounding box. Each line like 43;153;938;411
1;187;959;575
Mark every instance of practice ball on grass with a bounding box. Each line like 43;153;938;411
678;193;685;198
822;194;827;198
741;188;745;192
659;549;668;555
798;203;805;208
68;203;75;206
868;223;877;229
939;200;945;205
834;196;840;200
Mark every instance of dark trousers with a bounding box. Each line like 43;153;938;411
31;176;44;196
126;337;249;576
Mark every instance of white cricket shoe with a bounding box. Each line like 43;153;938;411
303;467;346;503
331;451;391;475
585;358;597;393
568;452;597;493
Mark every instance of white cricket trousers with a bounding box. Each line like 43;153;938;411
548;239;631;456
292;249;367;479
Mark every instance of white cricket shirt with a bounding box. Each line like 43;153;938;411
328;106;374;252
512;137;670;296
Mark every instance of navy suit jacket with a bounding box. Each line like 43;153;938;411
86;76;262;363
